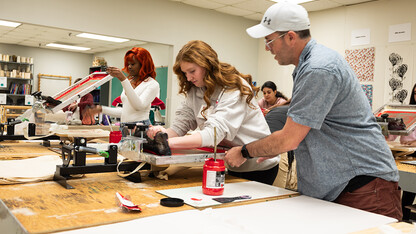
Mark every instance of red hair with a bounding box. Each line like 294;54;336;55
123;47;156;87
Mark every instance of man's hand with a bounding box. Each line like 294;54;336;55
224;146;247;167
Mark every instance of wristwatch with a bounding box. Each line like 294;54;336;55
241;144;253;159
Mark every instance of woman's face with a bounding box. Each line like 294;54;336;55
180;61;206;88
128;56;141;77
262;87;277;103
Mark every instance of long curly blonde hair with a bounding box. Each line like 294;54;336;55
173;40;258;118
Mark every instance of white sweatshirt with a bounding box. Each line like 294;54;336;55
102;78;159;122
170;78;279;172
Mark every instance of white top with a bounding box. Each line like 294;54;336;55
171;78;279;172
102;78;159;122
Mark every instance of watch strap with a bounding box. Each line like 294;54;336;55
241;144;253;159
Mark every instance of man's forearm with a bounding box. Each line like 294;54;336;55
246;130;291;158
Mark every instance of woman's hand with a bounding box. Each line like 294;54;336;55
68;101;77;112
147;125;167;139
106;66;126;82
261;108;270;116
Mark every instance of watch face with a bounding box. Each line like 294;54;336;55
241;145;252;159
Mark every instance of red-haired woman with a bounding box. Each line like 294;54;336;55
87;47;160;125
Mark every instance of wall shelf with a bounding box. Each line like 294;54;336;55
0;58;33;106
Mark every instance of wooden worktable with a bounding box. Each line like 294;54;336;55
0;140;61;160
0;166;295;233
396;159;416;195
352;222;415;233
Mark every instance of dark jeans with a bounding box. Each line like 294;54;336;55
228;163;279;185
335;178;402;221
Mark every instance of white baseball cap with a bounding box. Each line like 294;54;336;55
246;1;310;38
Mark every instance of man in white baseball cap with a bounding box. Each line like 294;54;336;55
246;1;310;38
225;1;402;220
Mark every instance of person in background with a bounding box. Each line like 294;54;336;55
147;40;279;185
224;1;401;220
86;47;160;128
62;78;94;125
265;104;297;190
258;81;288;115
386;82;416;221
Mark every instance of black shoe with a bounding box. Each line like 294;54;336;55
143;132;171;155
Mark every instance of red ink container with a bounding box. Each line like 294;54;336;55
202;158;225;196
109;131;122;143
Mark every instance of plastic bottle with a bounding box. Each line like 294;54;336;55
202;158;225;196
31;97;48;135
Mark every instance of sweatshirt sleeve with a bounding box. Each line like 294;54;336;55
102;105;122;118
199;89;250;147
170;98;198;136
122;79;159;110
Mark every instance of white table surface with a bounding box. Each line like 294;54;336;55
58;195;396;234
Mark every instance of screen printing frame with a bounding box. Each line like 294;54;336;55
140;151;225;165
137;147;227;166
374;104;416;135
49;72;113;113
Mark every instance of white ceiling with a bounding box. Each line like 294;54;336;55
0;24;147;54
170;0;379;20
0;0;377;54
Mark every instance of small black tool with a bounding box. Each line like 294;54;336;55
212;195;252;204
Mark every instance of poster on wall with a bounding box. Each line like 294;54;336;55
361;84;373;107
345;47;375;82
384;45;414;104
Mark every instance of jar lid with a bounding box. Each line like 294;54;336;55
160;198;184;207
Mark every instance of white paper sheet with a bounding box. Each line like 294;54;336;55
389;23;411;42
351;28;370;46
0;155;62;184
156;181;298;208
208;195;397;234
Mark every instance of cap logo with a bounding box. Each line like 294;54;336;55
263;17;271;25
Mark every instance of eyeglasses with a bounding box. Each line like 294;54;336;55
264;33;287;50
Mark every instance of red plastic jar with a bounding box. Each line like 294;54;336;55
109;131;122;143
202;158;225;196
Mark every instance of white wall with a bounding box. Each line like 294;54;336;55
0;0;259;126
256;0;416;111
0;43;92;95
94;43;171;69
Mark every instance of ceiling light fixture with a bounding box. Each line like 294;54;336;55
76;33;129;43
0;20;21;28
46;43;90;51
271;0;315;4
